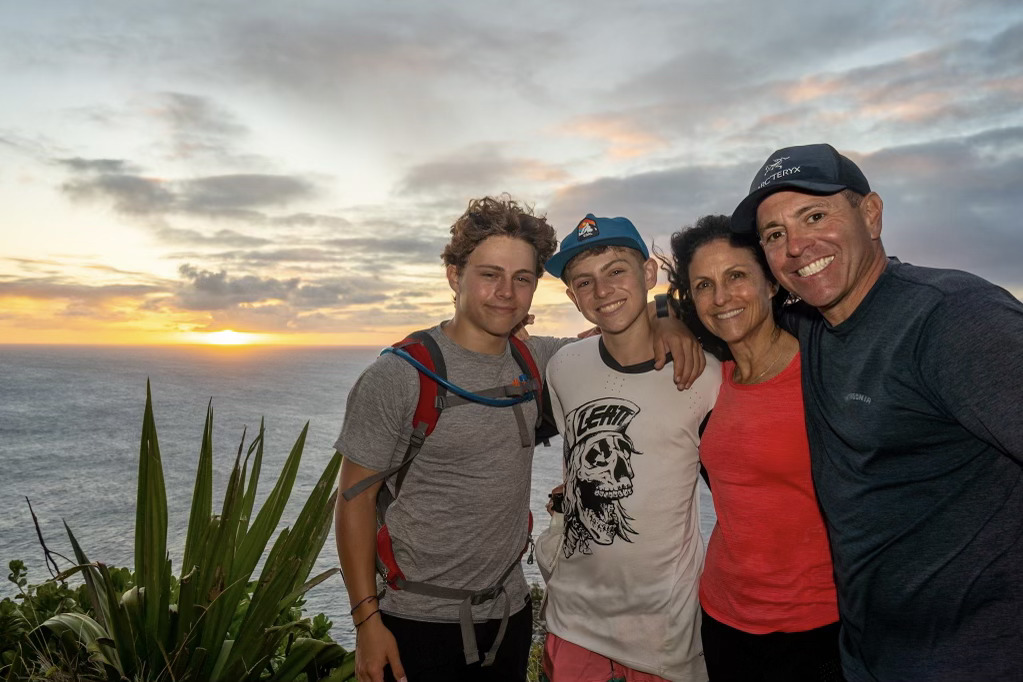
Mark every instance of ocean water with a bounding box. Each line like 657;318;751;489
0;343;714;649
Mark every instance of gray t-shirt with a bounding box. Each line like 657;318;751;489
335;324;568;622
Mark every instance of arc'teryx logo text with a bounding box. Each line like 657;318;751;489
758;162;802;189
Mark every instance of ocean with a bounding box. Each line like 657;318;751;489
0;343;714;649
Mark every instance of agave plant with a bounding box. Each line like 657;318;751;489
40;382;354;681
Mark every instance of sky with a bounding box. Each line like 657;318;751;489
2;0;1021;345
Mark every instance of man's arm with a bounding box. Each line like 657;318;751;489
648;296;706;390
922;287;1023;461
335;459;406;682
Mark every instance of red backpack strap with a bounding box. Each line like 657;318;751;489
508;336;543;427
340;330;446;503
393;330;445;495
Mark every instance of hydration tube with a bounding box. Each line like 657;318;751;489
381;346;536;407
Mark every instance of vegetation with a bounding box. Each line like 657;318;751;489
0;382;355;681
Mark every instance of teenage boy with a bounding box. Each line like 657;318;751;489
541;214;720;682
334;198;705;682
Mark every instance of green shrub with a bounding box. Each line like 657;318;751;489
7;382;355;681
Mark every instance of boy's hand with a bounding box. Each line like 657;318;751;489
355;617;406;682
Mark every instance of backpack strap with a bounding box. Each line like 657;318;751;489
509;336;543;428
340;331;444;503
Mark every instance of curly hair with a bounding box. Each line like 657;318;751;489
659;214;788;362
442;195;558;277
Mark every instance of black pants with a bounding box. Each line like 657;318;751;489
701;609;845;682
381;597;533;682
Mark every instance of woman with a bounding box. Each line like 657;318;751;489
666;215;843;681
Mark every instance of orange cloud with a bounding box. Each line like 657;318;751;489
561;116;665;160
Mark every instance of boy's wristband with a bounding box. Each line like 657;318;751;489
654;293;670;319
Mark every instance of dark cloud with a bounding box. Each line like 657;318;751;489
547;163;747;239
172;264;393;313
0;277;162;302
861;128;1023;288
175;264;300;310
212;248;338;264
63;173;175;214
399;147;566;196
156;227;272;247
57;157;138;174
325;235;447;263
178;174;315;211
61;170;317;221
272;213;352;230
148;92;250;162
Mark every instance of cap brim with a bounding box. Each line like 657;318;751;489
731;180;849;234
544;237;649;278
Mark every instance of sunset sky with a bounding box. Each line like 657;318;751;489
2;1;1021;346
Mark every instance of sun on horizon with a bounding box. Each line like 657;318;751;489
199;329;263;345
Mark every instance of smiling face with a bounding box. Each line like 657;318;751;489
563;246;657;335
756;190;886;325
688;238;778;346
446;234;538;348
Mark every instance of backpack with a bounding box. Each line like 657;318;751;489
341;329;553;666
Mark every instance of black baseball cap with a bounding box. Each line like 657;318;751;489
731;143;870;234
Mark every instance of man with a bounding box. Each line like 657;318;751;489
335;197;703;682
540;214;719;681
731;143;1023;681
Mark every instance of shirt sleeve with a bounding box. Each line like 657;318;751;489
918;285;1023;463
333;353;418;472
527;335;576;374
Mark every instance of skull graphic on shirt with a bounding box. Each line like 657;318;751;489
561;397;640;557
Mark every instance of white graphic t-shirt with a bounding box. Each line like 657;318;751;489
544;336;720;681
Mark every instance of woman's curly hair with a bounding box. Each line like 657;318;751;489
659;214;788;362
442;195;558;277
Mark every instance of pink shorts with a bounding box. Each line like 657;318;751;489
543;633;671;682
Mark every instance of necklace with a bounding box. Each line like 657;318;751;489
737;329;786;384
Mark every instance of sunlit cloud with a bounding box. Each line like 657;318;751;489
560;115;665;160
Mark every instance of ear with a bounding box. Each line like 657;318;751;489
642;258;658;289
446;264;461;294
861;192;883;240
565;286;581;312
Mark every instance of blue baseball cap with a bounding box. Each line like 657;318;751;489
731;143;870;234
545;213;650;279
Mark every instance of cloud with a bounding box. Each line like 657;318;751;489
324;235;447;264
172;264;393;313
143;92;251;163
57;157;138;174
398;146;567;196
547;163;747;239
178;174;316;211
62;173;176;214
860;128;1023;287
0;277;162;302
559;115;666;160
61;169;317;220
174;264;299;310
156;227;273;247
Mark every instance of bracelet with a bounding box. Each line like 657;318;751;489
654;293;670;319
354;608;381;629
349;594;378;615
